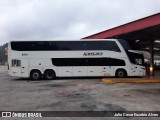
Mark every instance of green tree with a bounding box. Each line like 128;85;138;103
0;43;8;64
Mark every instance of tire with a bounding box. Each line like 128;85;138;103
116;69;127;78
44;70;56;80
30;70;41;80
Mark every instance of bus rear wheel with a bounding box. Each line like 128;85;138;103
116;69;127;78
30;70;41;80
44;70;56;80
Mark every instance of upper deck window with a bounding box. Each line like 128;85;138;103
11;41;120;52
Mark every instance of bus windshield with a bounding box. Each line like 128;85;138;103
127;51;144;66
118;39;144;66
118;39;140;50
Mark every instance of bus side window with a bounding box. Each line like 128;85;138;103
12;59;21;67
12;59;16;66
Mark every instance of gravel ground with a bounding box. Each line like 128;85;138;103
0;70;160;120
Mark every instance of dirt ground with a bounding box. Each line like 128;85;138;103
0;69;160;120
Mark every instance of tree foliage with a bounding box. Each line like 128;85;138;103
0;43;8;64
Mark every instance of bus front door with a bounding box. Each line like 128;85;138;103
21;59;29;77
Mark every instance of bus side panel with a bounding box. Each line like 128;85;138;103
29;59;52;75
73;67;87;77
21;59;29;77
102;66;111;76
134;65;146;77
57;67;72;77
10;67;21;77
88;67;102;76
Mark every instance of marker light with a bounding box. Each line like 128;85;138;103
150;67;153;73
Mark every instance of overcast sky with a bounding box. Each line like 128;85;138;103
0;0;160;45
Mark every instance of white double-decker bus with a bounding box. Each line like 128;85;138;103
8;39;146;80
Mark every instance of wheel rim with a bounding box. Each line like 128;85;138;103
33;72;39;79
118;71;124;77
47;72;53;79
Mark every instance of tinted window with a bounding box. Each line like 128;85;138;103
52;58;125;66
85;41;120;52
11;41;120;52
11;42;53;51
54;41;85;50
12;59;21;67
118;39;140;50
127;51;144;66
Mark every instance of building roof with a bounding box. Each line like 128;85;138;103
83;13;160;40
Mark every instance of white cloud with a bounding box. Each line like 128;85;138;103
0;0;160;45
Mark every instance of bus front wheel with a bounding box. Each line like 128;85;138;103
44;70;56;80
30;70;41;80
116;69;127;78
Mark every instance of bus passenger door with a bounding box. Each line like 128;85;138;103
102;66;111;77
21;59;29;77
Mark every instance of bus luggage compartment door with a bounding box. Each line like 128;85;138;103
73;67;87;77
21;59;29;77
88;67;102;76
102;66;111;76
58;67;73;77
